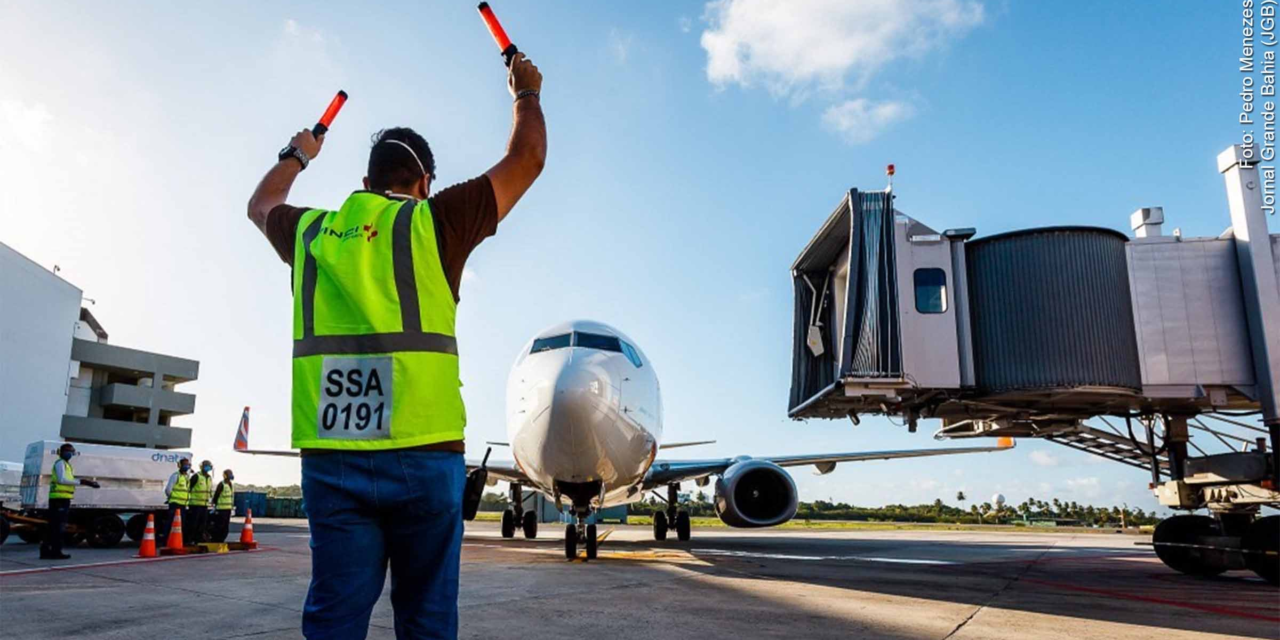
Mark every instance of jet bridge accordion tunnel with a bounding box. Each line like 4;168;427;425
788;147;1280;584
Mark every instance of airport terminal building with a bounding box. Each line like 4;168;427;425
0;242;200;462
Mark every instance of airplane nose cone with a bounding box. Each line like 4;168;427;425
513;353;621;484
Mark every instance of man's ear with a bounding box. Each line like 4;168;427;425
363;176;371;190
419;174;432;199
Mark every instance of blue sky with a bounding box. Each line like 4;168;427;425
1;1;1261;511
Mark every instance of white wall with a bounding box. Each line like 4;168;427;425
0;242;81;462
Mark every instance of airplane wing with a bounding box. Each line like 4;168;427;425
233;407;533;483
642;438;1015;489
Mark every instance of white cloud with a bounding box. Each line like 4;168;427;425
1065;476;1102;500
821;99;914;143
462;267;480;285
1028;449;1059;467
678;16;694;33
608;28;635;64
700;0;983;96
699;0;983;143
0;100;54;153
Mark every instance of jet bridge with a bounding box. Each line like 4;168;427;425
788;146;1280;583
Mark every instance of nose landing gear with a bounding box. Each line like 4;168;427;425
563;510;598;560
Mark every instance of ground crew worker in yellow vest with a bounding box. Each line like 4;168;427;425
161;458;192;543
41;443;100;560
248;52;545;639
187;460;215;543
212;468;235;541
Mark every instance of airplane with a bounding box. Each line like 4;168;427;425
236;320;1014;560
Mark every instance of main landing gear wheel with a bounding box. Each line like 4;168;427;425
652;510;668;541
0;516;8;545
1242;515;1279;585
522;510;538;539
586;523;598;560
1153;515;1226;578
501;510;516;539
17;527;41;544
564;523;578;560
675;511;691;541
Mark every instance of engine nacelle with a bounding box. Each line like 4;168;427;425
714;459;798;528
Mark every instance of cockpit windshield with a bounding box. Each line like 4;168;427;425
528;331;624;355
574;332;622;353
530;334;572;353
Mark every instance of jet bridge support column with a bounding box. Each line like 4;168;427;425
1219;145;1280;486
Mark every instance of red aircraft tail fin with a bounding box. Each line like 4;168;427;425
234;407;250;451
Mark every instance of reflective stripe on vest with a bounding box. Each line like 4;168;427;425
169;473;190;506
49;460;75;500
290;193;465;450
189;473;212;505
215;481;235;510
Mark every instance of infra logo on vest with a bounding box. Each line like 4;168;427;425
321;223;379;243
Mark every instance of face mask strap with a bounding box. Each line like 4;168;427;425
382;139;429;190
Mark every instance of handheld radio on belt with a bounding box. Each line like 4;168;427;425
462;447;491;521
477;2;518;67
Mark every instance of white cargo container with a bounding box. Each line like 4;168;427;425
20;440;191;510
0;461;22;507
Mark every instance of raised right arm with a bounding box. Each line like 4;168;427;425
486;53;546;223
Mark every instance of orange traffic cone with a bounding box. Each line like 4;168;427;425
239;508;255;546
136;514;157;558
166;509;185;550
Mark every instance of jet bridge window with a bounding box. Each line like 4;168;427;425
530;334;572;354
574;332;622;353
913;268;948;314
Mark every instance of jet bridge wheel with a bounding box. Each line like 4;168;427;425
1153;515;1227;578
652;510;668;541
564;524;578;560
675;511;691;542
522;510;538;539
1242;515;1279;585
586;524;598;560
501;510;516;539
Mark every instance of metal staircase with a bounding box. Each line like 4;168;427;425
1046;423;1170;477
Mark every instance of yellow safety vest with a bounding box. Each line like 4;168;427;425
49;460;76;501
189;473;212;506
169;472;190;506
290;193;464;450
215;480;235;510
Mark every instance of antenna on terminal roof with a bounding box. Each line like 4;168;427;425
886;163;895;194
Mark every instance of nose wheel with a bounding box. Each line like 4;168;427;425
564;513;598;560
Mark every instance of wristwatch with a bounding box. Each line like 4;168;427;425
278;144;310;170
515;89;539;102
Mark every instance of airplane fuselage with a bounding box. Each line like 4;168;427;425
505;320;662;510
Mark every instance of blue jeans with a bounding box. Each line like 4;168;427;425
301;450;464;640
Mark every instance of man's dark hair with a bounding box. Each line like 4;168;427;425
367;127;435;193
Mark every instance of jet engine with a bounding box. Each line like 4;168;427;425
714;459;798;528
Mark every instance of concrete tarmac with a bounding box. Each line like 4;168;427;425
2;519;1276;639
